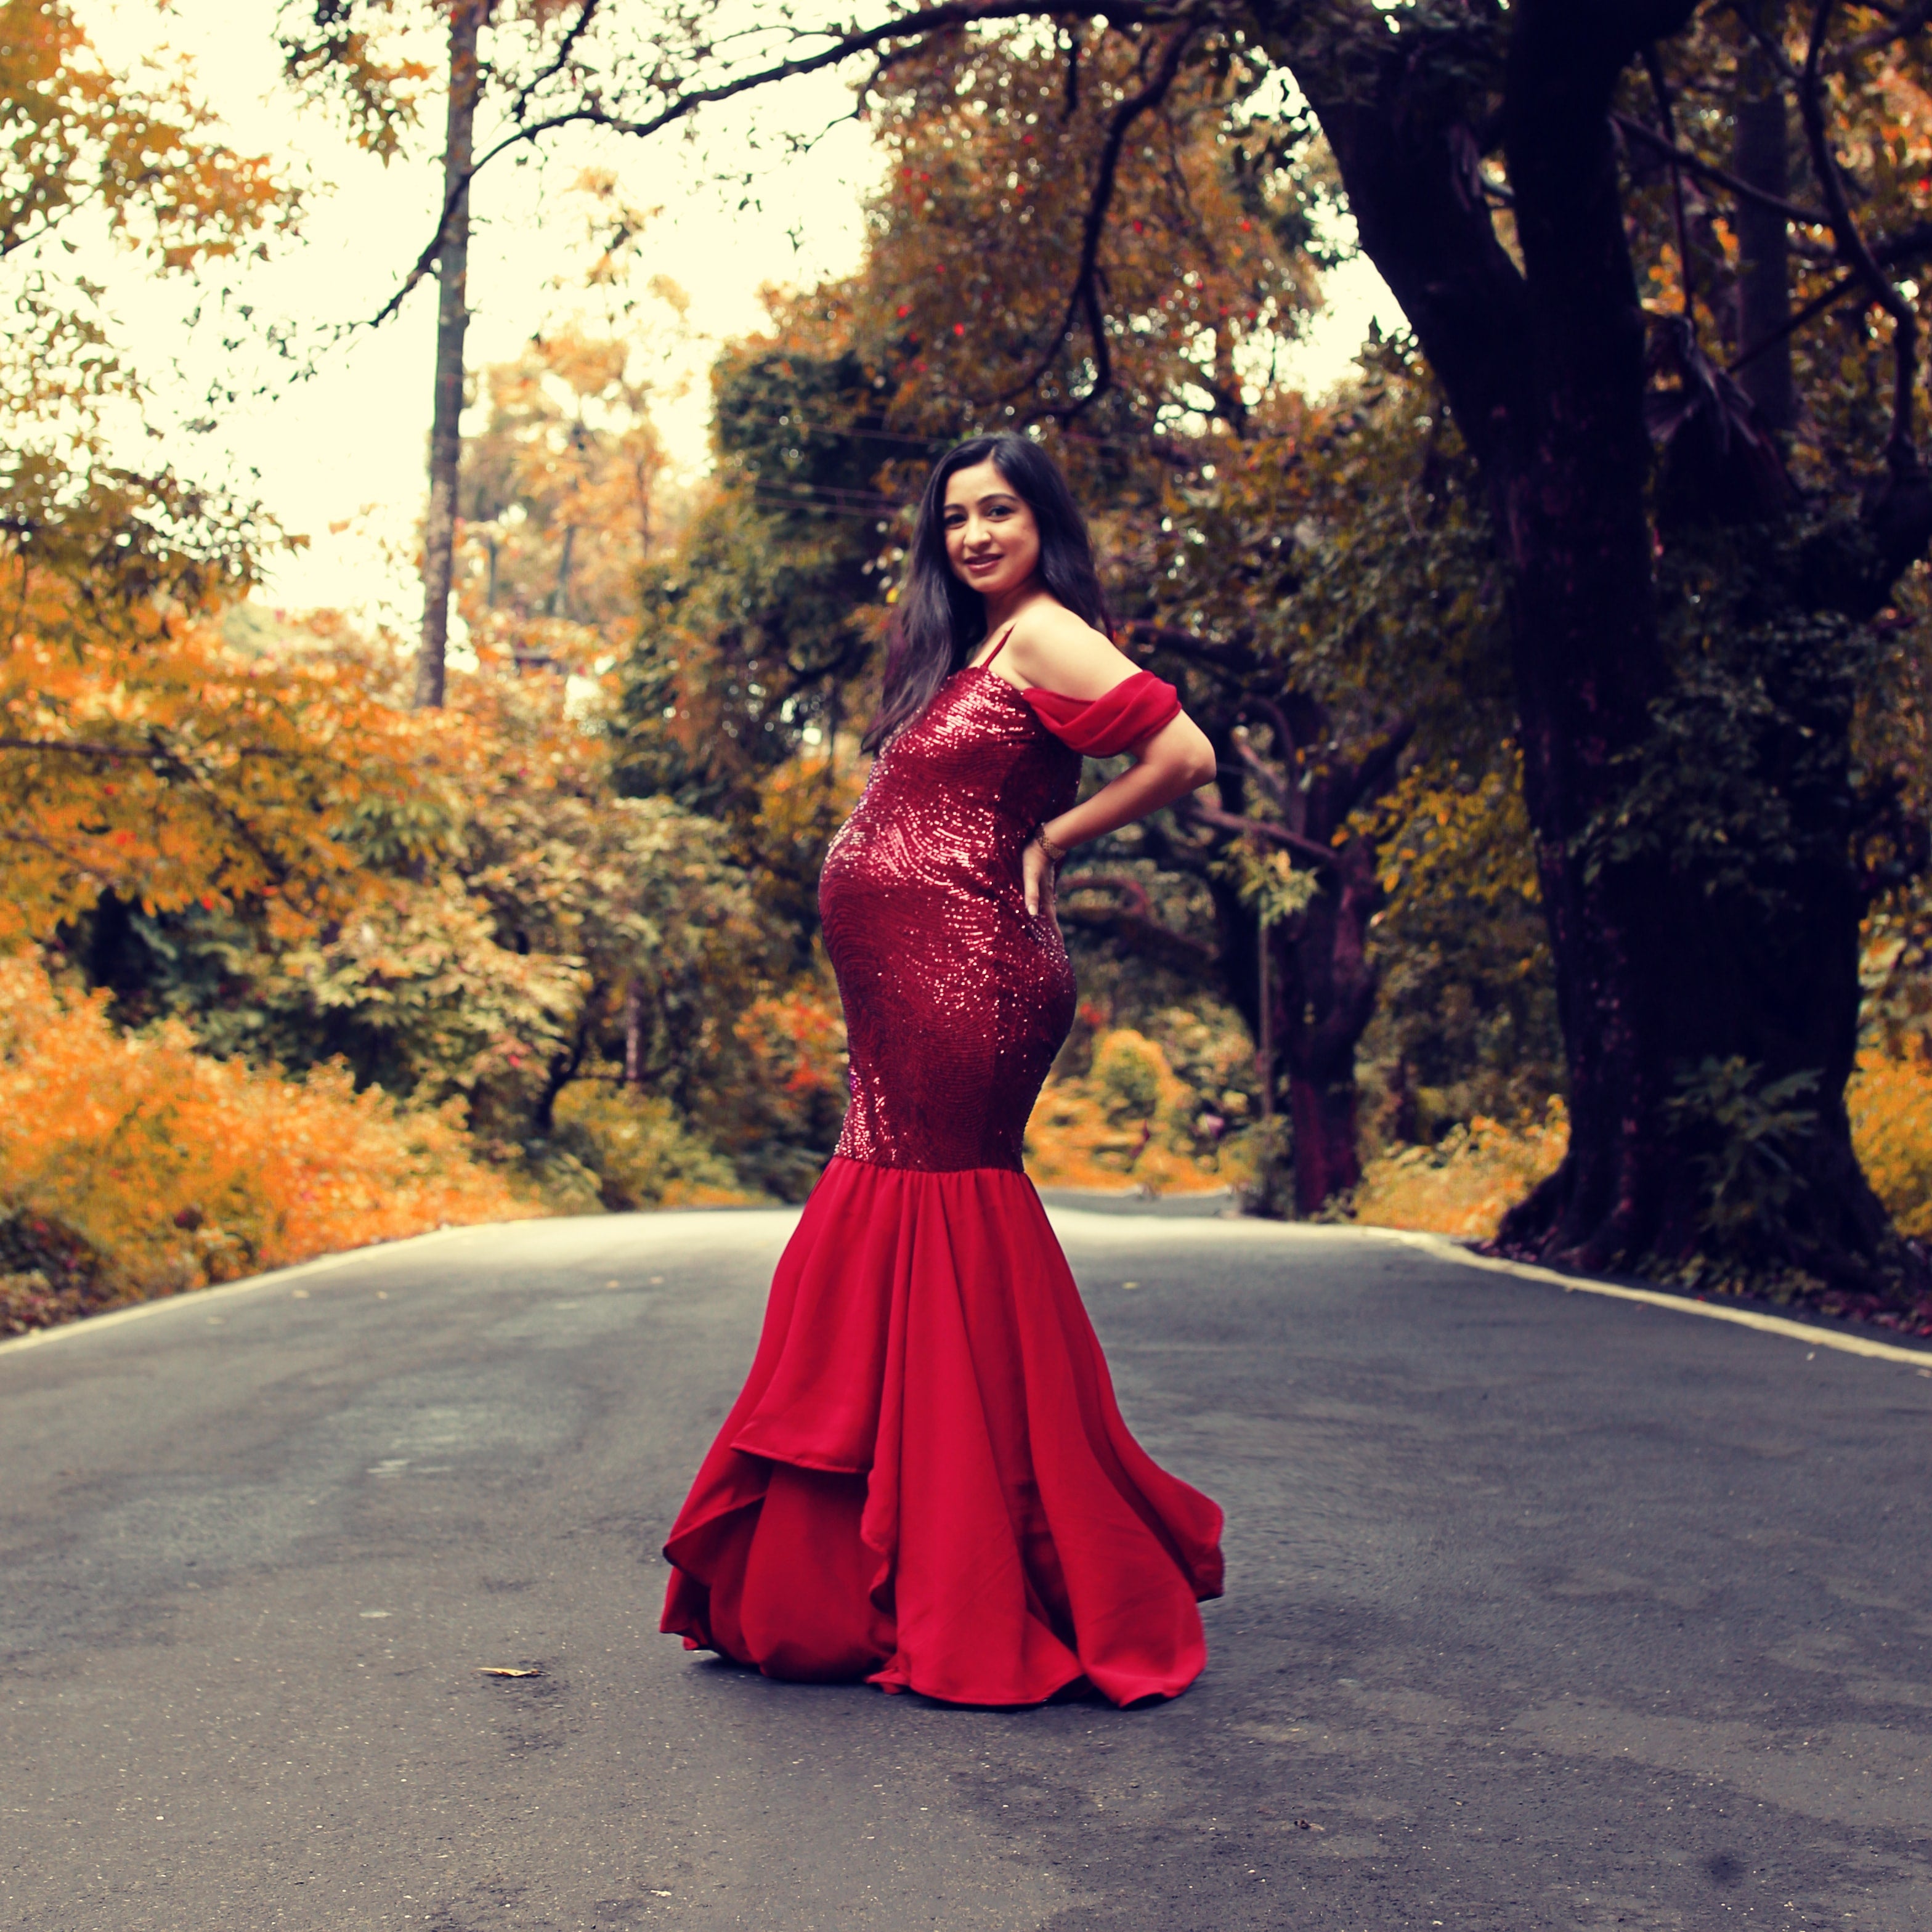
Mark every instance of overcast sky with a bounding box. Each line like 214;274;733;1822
79;1;1397;622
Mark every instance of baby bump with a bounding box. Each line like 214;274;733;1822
827;876;1074;1173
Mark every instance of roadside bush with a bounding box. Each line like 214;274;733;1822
1848;1047;1932;1238
0;956;531;1326
1342;1051;1932;1246
551;1084;749;1209
1350;1102;1570;1239
0;1208;113;1335
1025;1028;1249;1195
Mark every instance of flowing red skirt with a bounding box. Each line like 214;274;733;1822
660;1156;1224;1708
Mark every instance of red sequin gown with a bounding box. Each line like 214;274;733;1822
659;660;1225;1707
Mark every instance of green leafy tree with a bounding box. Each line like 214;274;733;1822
438;0;1932;1291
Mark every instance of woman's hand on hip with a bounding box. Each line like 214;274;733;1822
1022;837;1058;918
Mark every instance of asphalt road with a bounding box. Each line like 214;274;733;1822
3;1207;1930;1932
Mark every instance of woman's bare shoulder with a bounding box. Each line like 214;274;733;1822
1004;599;1135;700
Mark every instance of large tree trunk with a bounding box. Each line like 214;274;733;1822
1190;706;1408;1216
1214;870;1374;1216
415;0;485;711
1276;837;1382;1214
1297;0;1926;1288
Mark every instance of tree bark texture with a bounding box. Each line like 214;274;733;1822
1291;0;1920;1283
1732;16;1797;436
416;0;485;711
1191;709;1409;1217
1276;836;1382;1215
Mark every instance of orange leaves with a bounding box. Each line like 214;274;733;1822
0;573;426;944
1;0;293;267
1848;1047;1932;1237
736;991;847;1100
3;0;296;441
852;25;1317;440
0;954;529;1318
1352;1104;1571;1240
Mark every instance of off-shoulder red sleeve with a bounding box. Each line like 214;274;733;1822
1020;670;1182;757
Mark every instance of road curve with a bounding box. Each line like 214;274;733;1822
2;1208;1929;1931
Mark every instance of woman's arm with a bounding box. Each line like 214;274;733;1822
999;606;1217;916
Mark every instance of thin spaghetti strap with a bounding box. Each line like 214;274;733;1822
980;622;1015;670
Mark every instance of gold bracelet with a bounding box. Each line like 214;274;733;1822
1033;828;1068;867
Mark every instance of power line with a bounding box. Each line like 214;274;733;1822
745;487;902;521
721;402;1232;459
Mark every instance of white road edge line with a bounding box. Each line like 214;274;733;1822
6;1211;1928;1371
1379;1228;1932;1367
0;1220;544;1362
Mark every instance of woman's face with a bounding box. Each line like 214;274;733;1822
943;459;1041;604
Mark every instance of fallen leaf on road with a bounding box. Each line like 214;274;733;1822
1293;1819;1324;1832
478;1666;542;1678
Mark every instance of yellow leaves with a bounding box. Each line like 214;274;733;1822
1364;758;1538;911
1344;1057;1932;1243
552;1086;746;1209
1352;1102;1570;1240
1023;1029;1243;1195
1848;1047;1932;1237
0;954;529;1316
1223;843;1320;928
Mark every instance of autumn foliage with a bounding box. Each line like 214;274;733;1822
1351;1063;1932;1332
7;0;1932;1342
0;956;528;1334
1023;1026;1254;1197
0;583;421;945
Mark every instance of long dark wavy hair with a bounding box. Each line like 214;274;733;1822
863;433;1111;750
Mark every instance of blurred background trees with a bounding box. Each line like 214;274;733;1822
4;0;1931;1334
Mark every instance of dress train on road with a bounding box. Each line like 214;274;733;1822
660;1156;1224;1707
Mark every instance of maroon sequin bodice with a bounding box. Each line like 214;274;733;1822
819;667;1081;1172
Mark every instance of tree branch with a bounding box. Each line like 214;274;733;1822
1827;0;1932;62
1116;618;1259;676
1730;221;1932;374
1612;112;1829;227
0;737;301;761
1062;871;1155;917
370;0;1139;328
1002;18;1199;415
1231;734;1290;812
1058;874;1217;973
1177;795;1340;871
1336;718;1416;814
511;0;601;121
1800;0;1920;472
1641;47;1697;320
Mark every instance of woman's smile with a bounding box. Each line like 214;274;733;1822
943;459;1044;609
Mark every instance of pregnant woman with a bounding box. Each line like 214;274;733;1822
660;432;1226;1707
